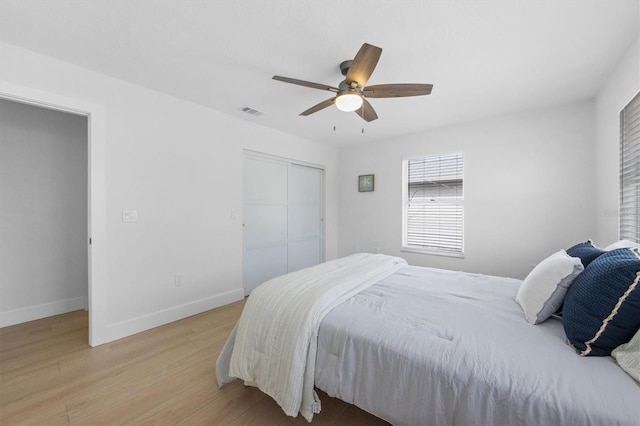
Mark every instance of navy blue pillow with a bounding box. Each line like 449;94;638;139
566;240;605;268
563;248;640;356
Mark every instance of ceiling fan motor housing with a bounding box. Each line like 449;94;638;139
340;60;352;76
338;80;357;92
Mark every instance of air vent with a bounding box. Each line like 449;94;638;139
241;106;263;117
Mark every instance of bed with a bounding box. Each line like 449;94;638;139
216;253;640;425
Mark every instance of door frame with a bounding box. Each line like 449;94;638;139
0;81;107;346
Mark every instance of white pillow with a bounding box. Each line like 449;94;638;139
612;328;640;383
605;239;640;251
515;250;584;324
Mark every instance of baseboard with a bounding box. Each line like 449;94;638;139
99;289;244;345
0;296;88;328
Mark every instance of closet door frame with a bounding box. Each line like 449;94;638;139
242;150;325;295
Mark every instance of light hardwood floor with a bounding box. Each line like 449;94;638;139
0;300;388;425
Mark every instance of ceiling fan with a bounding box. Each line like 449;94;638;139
273;42;433;122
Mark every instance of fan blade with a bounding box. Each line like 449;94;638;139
362;84;433;98
273;76;339;92
346;43;382;88
354;98;378;122
300;97;336;116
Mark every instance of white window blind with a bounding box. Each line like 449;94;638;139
403;153;464;254
620;91;640;243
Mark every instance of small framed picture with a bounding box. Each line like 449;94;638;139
358;174;375;192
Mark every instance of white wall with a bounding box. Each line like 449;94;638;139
595;36;640;246
0;99;88;325
338;100;596;279
0;41;338;344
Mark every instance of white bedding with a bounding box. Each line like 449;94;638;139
315;265;640;425
219;253;407;421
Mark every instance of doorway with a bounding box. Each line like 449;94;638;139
0;83;106;346
242;151;325;295
0;98;88;330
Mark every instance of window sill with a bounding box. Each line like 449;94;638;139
401;247;465;259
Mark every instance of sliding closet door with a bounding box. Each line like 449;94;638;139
243;153;324;295
243;156;289;295
288;164;323;271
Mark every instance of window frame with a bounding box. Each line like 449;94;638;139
401;153;465;258
620;91;640;243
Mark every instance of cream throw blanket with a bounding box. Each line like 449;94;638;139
226;253;407;421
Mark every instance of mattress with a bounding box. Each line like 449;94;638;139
314;265;640;426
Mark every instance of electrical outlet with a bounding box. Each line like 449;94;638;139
174;274;183;286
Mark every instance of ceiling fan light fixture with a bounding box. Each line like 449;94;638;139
335;92;363;112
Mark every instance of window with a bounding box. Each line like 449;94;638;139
403;153;464;256
620;91;640;243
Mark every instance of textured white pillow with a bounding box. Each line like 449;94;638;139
605;239;640;251
516;250;584;324
612;328;640;383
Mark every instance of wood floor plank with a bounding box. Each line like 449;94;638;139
73;353;215;424
226;390;297;426
2;333;198;417
0;398;70;426
334;404;389;426
64;342;202;423
127;377;242;425
0;359;59;389
0;310;87;341
177;383;267;425
0;327;88;375
0;299;387;425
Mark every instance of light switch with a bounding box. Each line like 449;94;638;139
231;208;238;220
122;209;138;222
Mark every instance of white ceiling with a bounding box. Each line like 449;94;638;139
0;0;638;147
